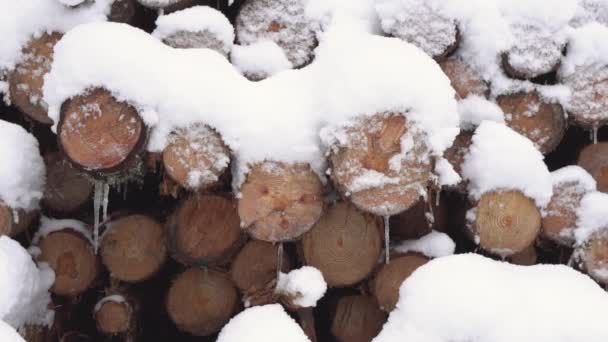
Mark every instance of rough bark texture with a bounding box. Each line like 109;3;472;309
372;253;429;312
578;142;608;193
440;57;489;99
42;152;93;214
330;294;386;342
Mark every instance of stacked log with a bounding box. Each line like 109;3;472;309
330;295;386;342
578;142;608;192
0;205;38;237
94;292;138;339
42;152;93;214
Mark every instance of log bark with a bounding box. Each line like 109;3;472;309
578;142;608;193
166;268;238;336
330;294;386;342
390;191;448;240
42;152;93;214
230;240;291;307
0;205;38;238
100;214;167;283
439;57;489;99
167;194;245;266
238;161;324;242
301;202;382;287
328;114;432;216
470;190;541;257
58;88;147;177
576;231;608;285
372;253;429;312
38;229;99;296
8;32;62;125
558;63;608;129
497;91;566;154
542;178;591;246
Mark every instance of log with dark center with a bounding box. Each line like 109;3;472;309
330;294;386;342
439;57;489;99
578;142;608;193
372;253;429;312
42;152;93;214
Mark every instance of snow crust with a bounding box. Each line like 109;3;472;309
137;0;182;9
94;294;127;313
461;121;552;207
276;266;327;308
231;40;293;80
217;304;310;342
0;320;24;342
0;236;54;330
551;165;597;192
574;191;608;244
458;95;505;130
393;230;455;258
0;120;45;211
33;216;92;245
58;0;86;6
374;253;608;342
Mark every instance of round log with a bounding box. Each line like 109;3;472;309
100;214;167;282
301;202;382;287
330;294;386;342
372;253;429;312
497;91;566;154
42;152;93;214
58;88;147;176
235;0;317;68
577;231;608;285
578;142;608;193
502;26;564;79
328;114;432;216
542;178;591;246
38;229;99;296
238;161;324;242
108;0;136;23
0;205;38;237
439;57;489;99
471;190;541;257
167;194;244;266
166;268;238;336
390;191;448;240
509;244;537;266
162;124;230;191
8;32;62;125
559;63;608;129
94;295;135;336
230;240;291;307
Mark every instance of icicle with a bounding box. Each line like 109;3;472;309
425;192;435;228
384;216;390;264
102;182;110;222
593;125;598;144
93;180;103;253
435;189;441;207
276;242;284;280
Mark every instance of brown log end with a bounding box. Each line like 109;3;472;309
162;124;230;191
301;202;382;287
509;244;538;266
8;32;62;125
390;191;448;240
330;295;386;342
439;57;489;99
238;161;324;242
230;240;291;307
94;300;131;335
0;205;38;237
42;152;93;214
108;0;136;24
58;88;146;175
578;231;608;285
38;229;99;296
559;63;608;129
578;142;608;193
542;180;588;246
372;253;429;312
100;214;167;282
168;194;244;266
497;91;566;154
472;190;541;257
166;268;238;336
329;113;432;216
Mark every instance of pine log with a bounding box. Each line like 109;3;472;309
470;190;541;257
38;229;99;296
328;114;432;216
372;253;429;312
559;63;608;129
502;27;563;79
94;293;138;338
0;205;38;237
100;214;167;283
230;240;291;307
58;88;147;177
8;32;62;125
508;244;537;266
542;178;590;246
330;294;386;342
390;191;448;240
578;142;608;192
497;91;566;154
301;202;382;287
42;152;93;214
439;57;489;99
162;124;230;191
576;231;608;285
166;268;238;336
167;194;244;266
443;130;473;192
238;161;324;242
108;0;136;23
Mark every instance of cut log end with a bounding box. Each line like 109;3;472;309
578;232;608;285
472;190;541;257
301;202;382;287
108;0;136;24
100;214;167;283
578;142;608;193
0;205;37;238
38;229;99;296
238;161;324;242
95;300;131;335
42;152;93;213
509;244;538;266
166;268;238;336
542;180;589;246
330;295;386;342
439;57;489;99
58;88;146;175
372;253;429;312
390;191;448;240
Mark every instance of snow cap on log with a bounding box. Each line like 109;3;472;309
231;40;293;80
276;266;327;309
136;0;190;10
574;192;608;284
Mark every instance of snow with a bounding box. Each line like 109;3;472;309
152;6;234;55
457;95;505;131
560;23;608;77
136;0;182;9
461;121;552;208
0;236;54;330
373;253;608;342
58;0;86;6
32;216;92;245
574;191;608;244
94;294;127;313
550;165;597;192
216;304;310;342
434;157;460;187
231;40;293;80
393;230;455;258
0;120;45;211
276;266;327;308
0;320;24;342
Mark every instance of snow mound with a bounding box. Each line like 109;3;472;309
0;120;45;211
458;95;505;130
551;165;597;192
461;121;552;208
0;320;24;342
276;266;327;308
561;23;608;77
393;230;455;258
217;304;310;342
374;253;608;342
231;40;293;80
0;236;54;330
575;191;608;244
